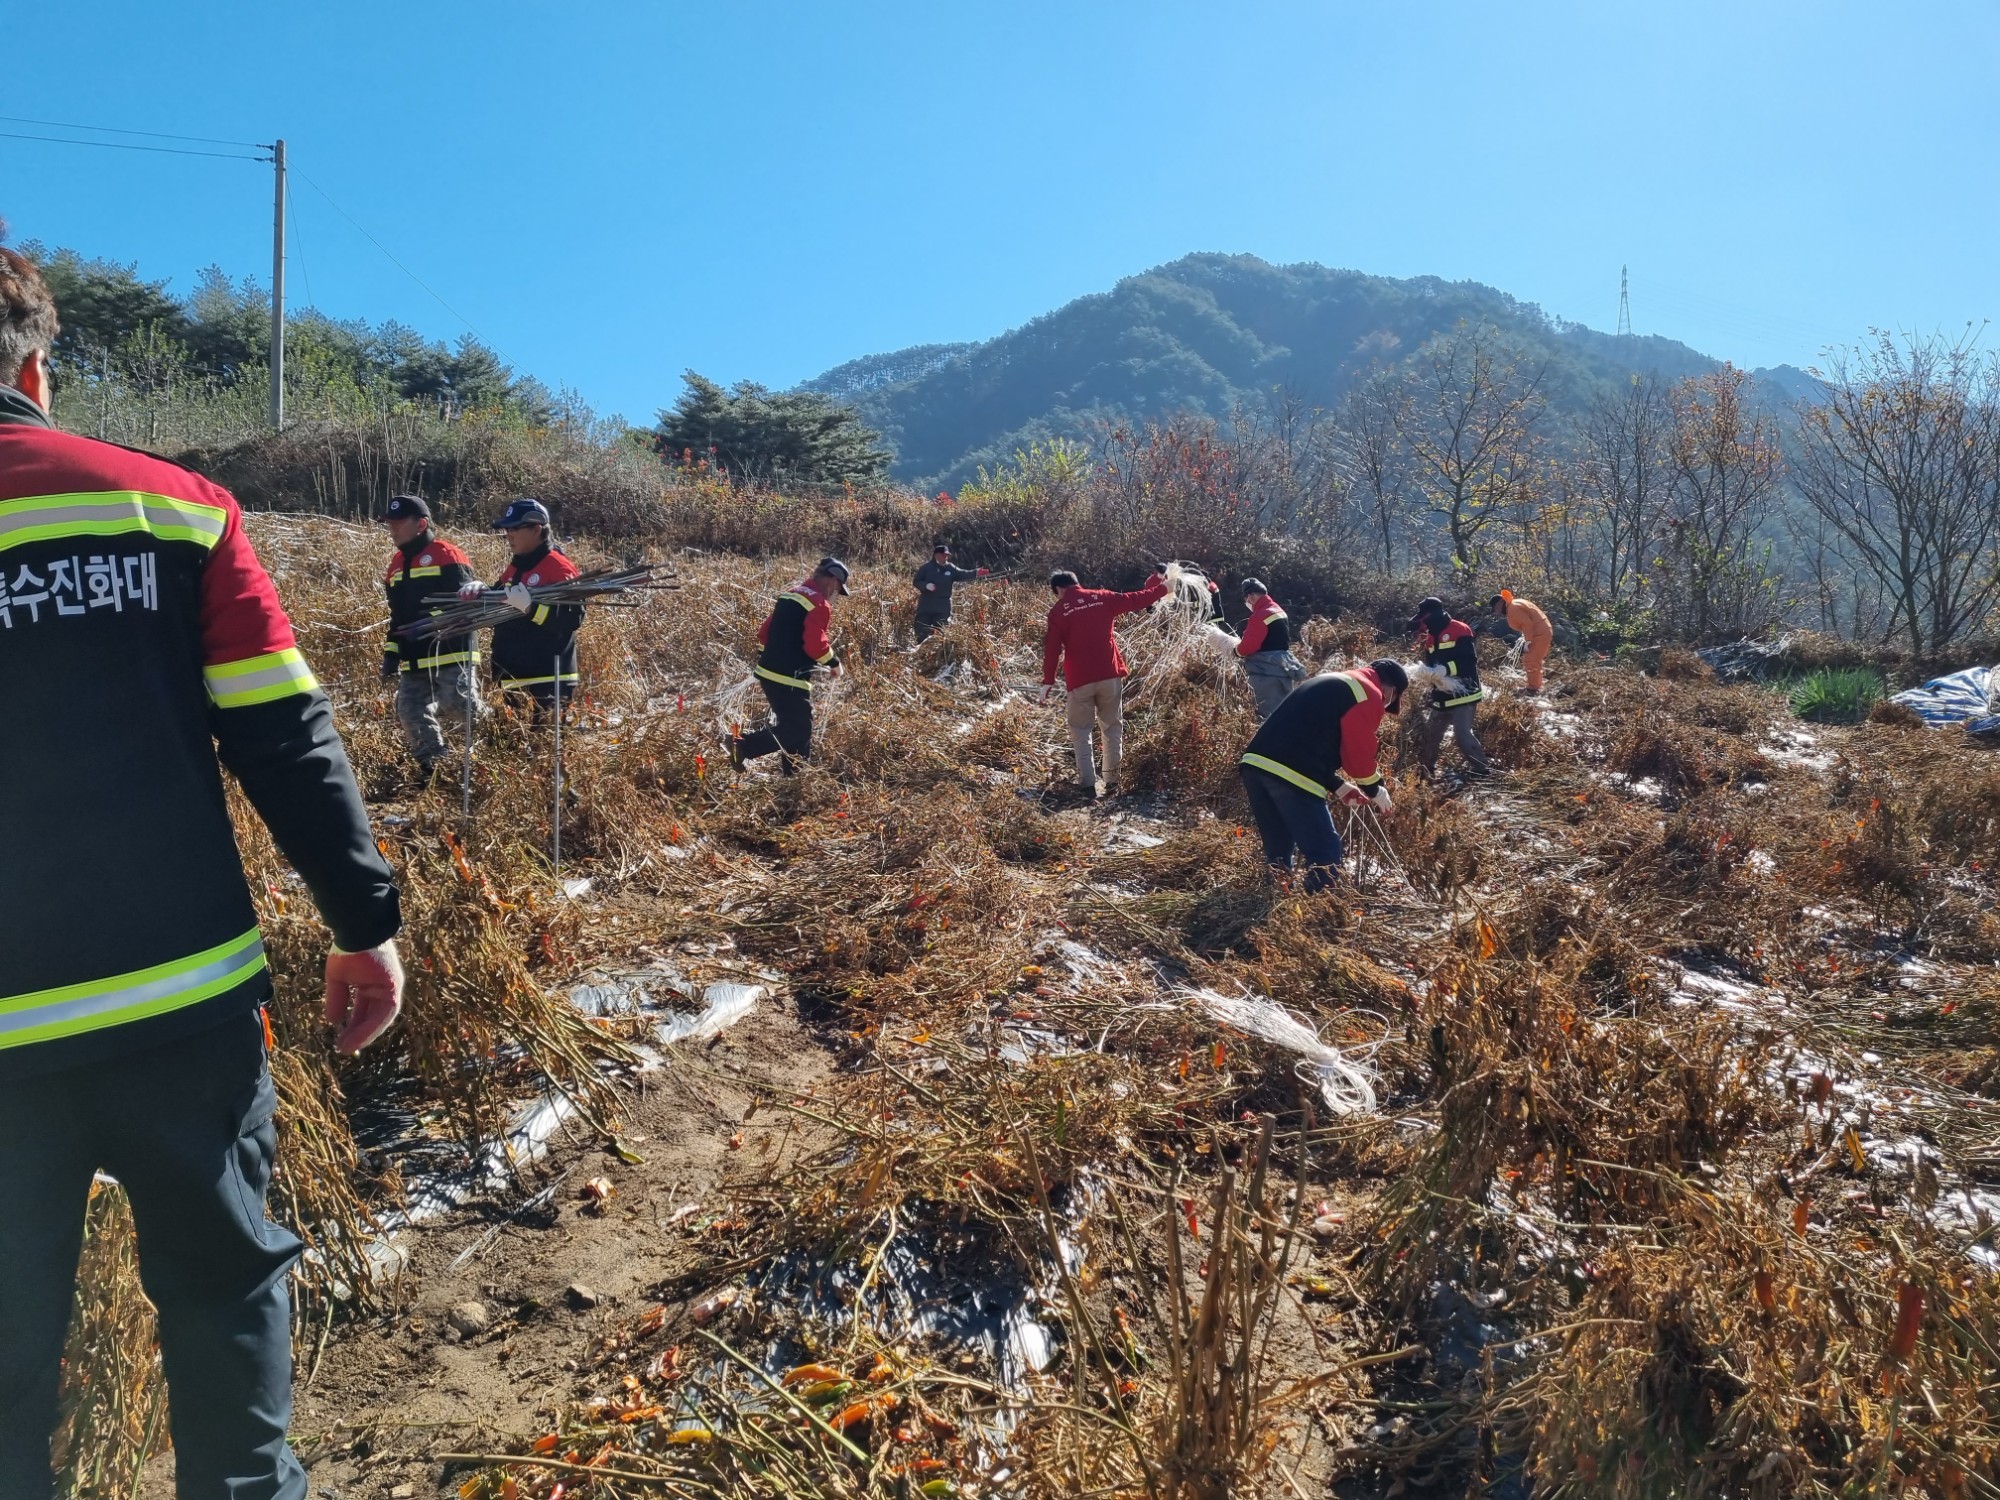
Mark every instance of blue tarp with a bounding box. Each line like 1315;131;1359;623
1890;666;2000;736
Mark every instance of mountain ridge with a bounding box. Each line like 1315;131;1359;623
799;252;1814;488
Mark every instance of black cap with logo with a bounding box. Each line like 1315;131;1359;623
382;494;431;523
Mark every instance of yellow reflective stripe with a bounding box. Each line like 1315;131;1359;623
1326;672;1366;702
1346;770;1383;787
0;489;228;554
778;592;816;610
204;647;318;708
500;673;580;688
0;927;266;1050
531;604;551;625
1240;752;1329;800
1442;687;1485;707
384;640;402;654
406;649;480;670
755;665;813;690
813;648;836;665
405;565;444;578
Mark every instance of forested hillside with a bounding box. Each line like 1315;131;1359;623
801;252;1800;488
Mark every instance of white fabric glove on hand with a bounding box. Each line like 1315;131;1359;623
1367;783;1394;814
925;582;937;592
457;582;486;601
1335;783;1372;809
1039;684;1054;706
324;941;404;1055
504;583;534;613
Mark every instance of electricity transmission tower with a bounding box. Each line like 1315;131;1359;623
1617;265;1632;337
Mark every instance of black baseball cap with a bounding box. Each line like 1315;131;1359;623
816;556;852;595
382;494;430;522
1241;577;1268;596
933;542;951;555
1408;595;1445;630
495;497;552;530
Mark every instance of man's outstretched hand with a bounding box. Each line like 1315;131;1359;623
325;941;405;1054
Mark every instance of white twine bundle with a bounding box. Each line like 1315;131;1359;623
1182;986;1378;1116
1123;561;1235;701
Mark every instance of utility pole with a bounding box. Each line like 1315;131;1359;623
268;138;286;430
1616;264;1632;338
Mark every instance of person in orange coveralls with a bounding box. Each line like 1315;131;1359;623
1489;589;1554;692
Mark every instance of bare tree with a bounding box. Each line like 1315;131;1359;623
1234;390;1359;553
1333;370;1412;573
1653;366;1785;642
1792;331;2000;658
1577;373;1672;602
1394;323;1548;572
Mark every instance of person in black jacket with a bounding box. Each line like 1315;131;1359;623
733;557;849;773
911;543;985;642
1409;595;1492;778
1238;662;1405;892
380;494;484;776
0;247;402;1500
459;498;583;716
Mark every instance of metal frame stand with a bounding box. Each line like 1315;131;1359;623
551;655;563;876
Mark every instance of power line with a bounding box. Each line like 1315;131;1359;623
289;180;316;313
295;166;485;340
0;128;268;163
0;113;266;150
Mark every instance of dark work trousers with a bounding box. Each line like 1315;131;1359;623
1417;701;1492;777
0;1010;304;1500
737;678;814;774
913;615;947;644
1240;764;1344;894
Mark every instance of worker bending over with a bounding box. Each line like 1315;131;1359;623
1237;662;1407;892
380;494;483;781
460;498;584;715
0;246;403;1500
1236;577;1306;718
1040;564;1169;800
911;542;986;642
1410;595;1492;779
1489;588;1553;692
733;557;850;773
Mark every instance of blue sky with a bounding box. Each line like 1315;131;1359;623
4;1;1994;423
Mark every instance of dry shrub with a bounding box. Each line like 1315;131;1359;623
1867;697;1924;729
1658;646;1714;682
55;1187;165;1497
1118;667;1259;809
1296;613;1379;670
1475;691;1556;769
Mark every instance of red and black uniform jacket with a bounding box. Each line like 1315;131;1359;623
1235;594;1292;656
491;542;583;691
383;530;477;675
0;387;400;1080
1040;577;1169;692
755;579;838;690
1239;667;1389;797
1418;617;1484;708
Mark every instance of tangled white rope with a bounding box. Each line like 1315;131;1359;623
1181;986;1378;1115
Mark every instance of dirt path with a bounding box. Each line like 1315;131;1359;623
138;999;840;1499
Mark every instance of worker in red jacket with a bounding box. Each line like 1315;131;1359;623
458;498;584;716
0;247;402;1500
732;557;849;774
380;493;483;780
1039;564;1169;798
1238;661;1407;891
1235;577;1306;719
1410;595;1493;778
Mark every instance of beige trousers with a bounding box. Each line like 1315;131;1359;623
1065;677;1124;790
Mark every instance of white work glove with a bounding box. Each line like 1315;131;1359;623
324;941;404;1054
1335;783;1371;809
925;582;937;592
457;582;486;601
1039;684;1054;706
503;583;534;613
1366;783;1393;814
